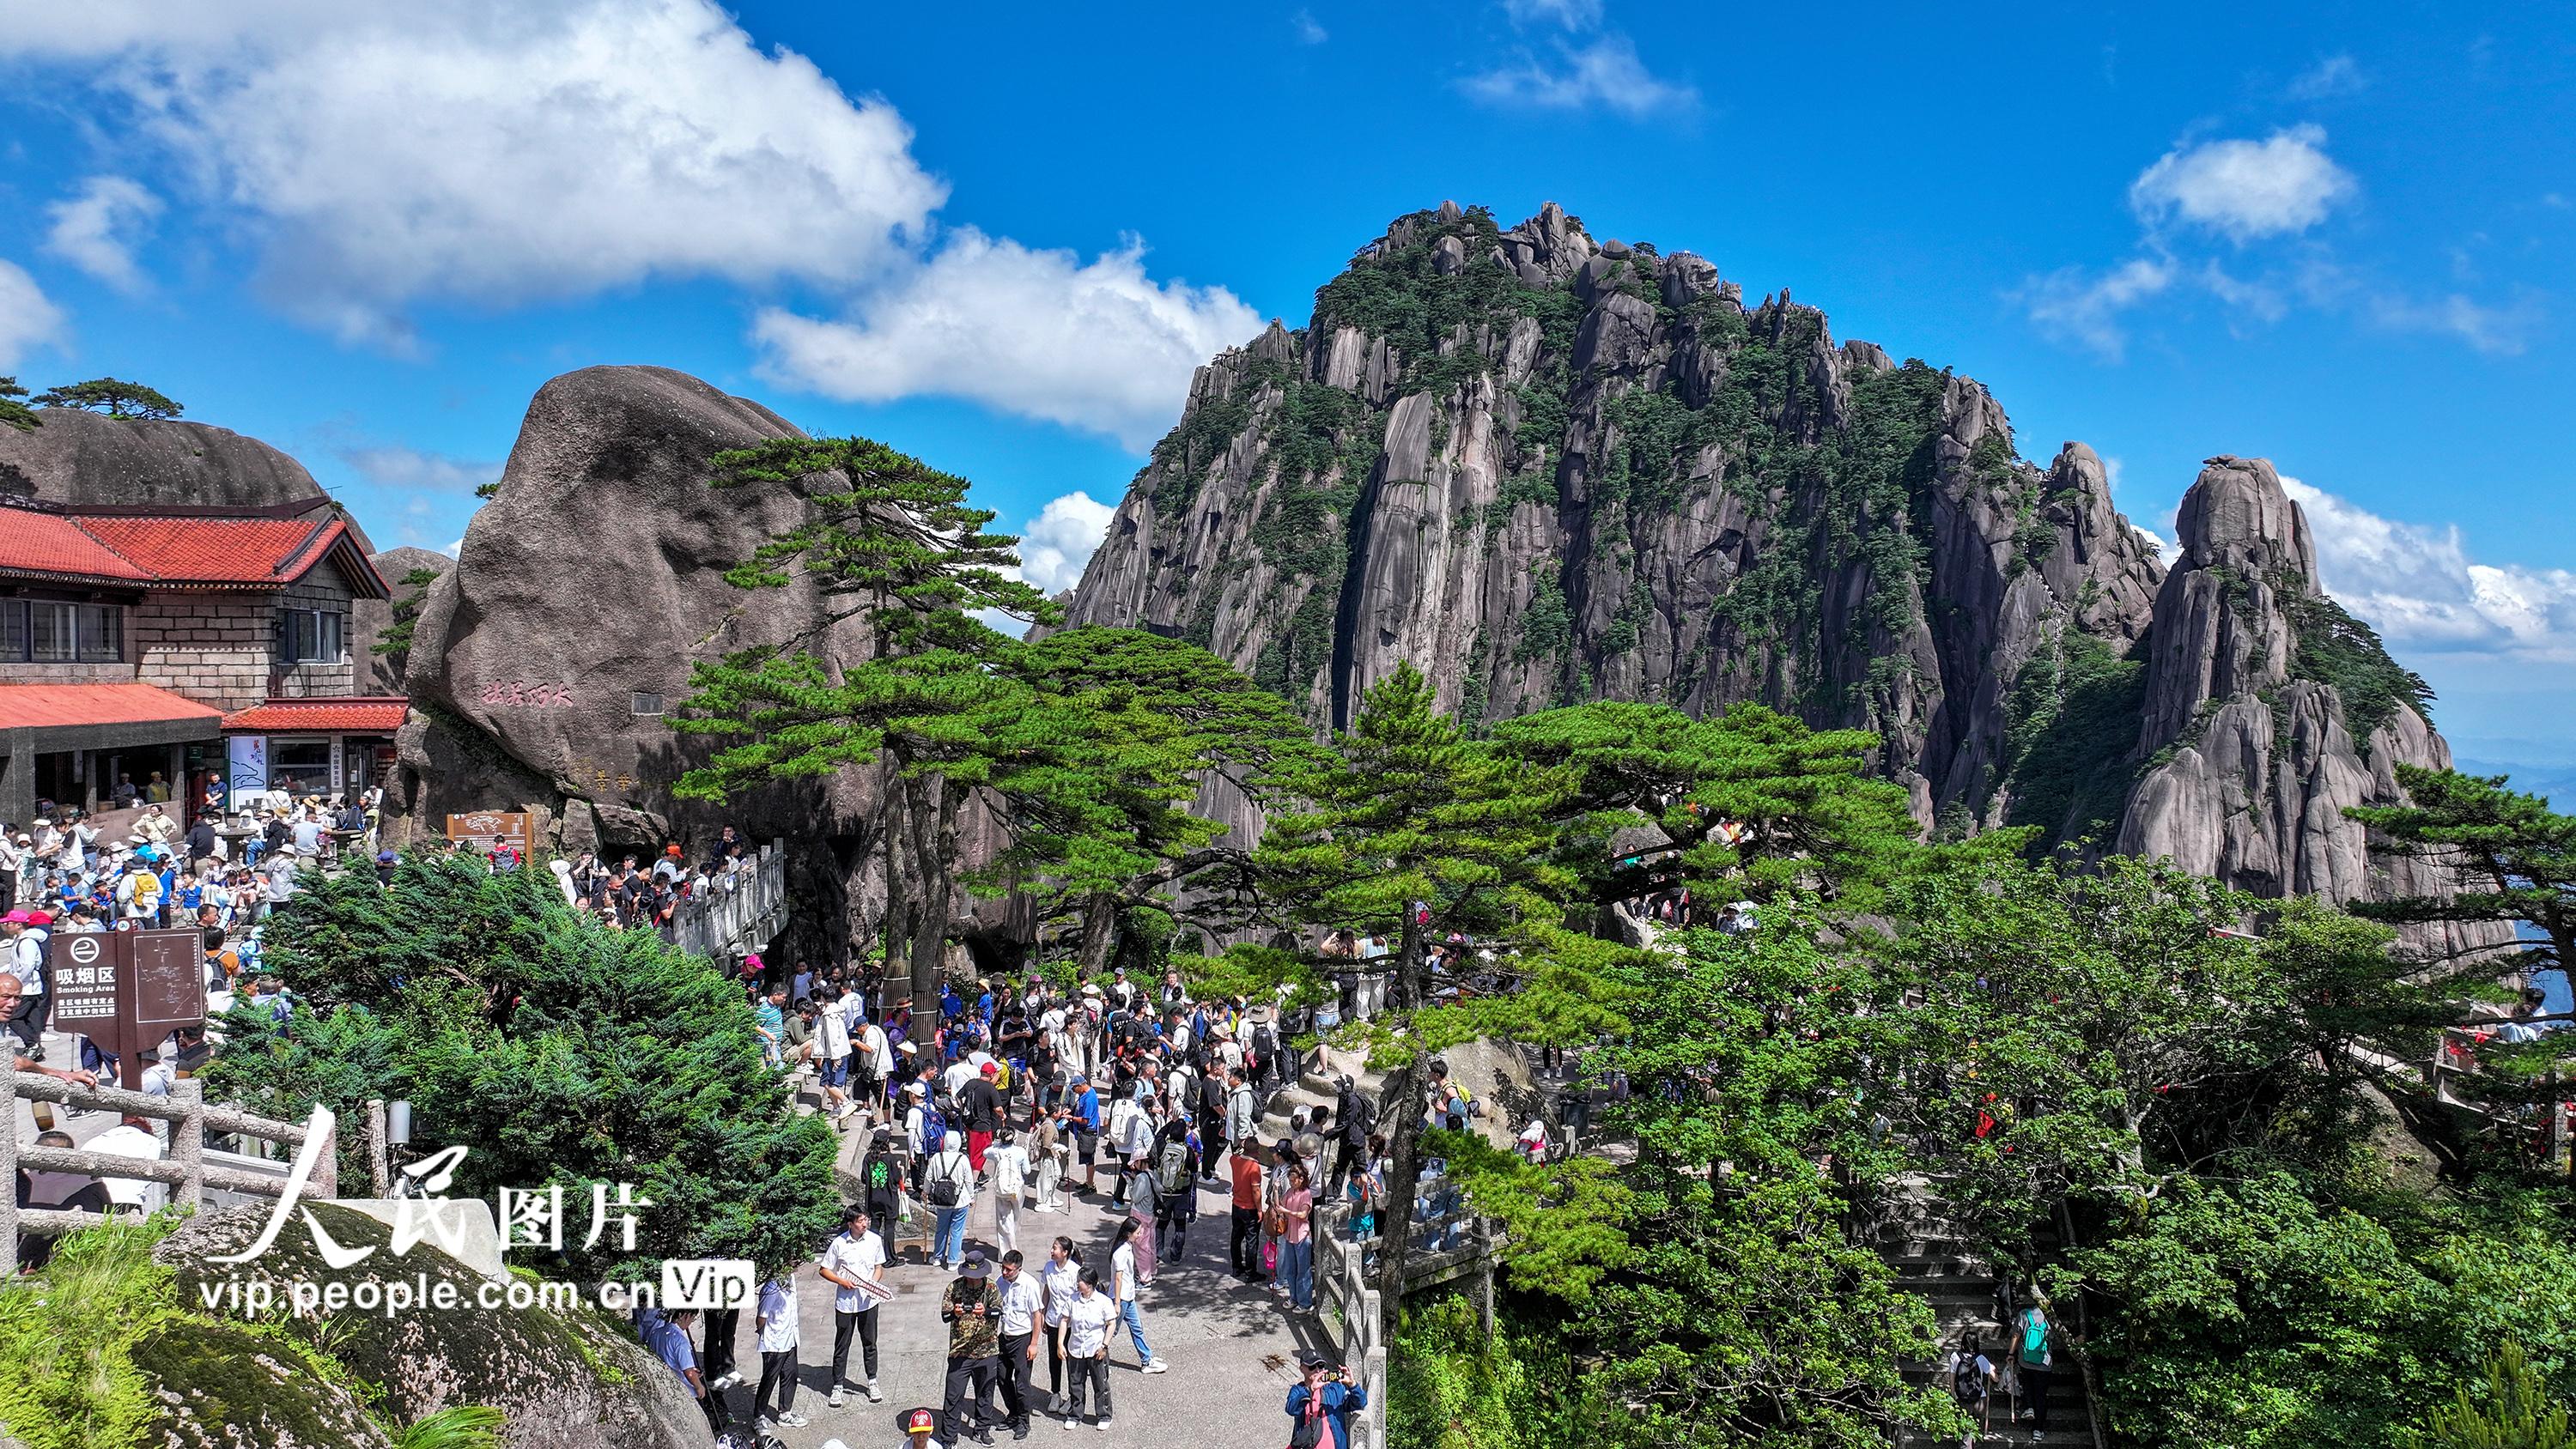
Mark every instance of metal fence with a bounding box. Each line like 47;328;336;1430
0;1062;331;1269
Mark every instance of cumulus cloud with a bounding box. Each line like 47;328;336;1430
2129;124;2356;241
6;0;946;348
2365;288;2540;355
752;230;1261;450
0;261;69;369
1016;491;1117;594
2015;257;2175;361
1461;34;1698;118
2284;476;2576;663
339;444;501;495
43;177;163;294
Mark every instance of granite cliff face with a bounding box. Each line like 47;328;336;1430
0;406;343;514
388;366;884;960
1067;203;2459;917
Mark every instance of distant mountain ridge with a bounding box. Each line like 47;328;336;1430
1066;201;2472;923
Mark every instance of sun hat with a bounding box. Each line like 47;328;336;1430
957;1249;993;1278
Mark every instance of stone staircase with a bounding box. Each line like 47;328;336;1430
1875;1181;2092;1446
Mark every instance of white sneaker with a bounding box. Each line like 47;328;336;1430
828;1388;845;1409
865;1381;884;1403
777;1410;810;1428
1142;1359;1168;1374
1061;1418;1078;1431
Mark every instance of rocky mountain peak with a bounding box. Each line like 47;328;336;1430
1066;201;2466;919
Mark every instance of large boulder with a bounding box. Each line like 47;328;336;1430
0;407;336;512
355;546;456;691
155;1202;703;1449
389;365;881;961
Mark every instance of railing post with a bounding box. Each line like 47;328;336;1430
364;1098;390;1197
173;1078;205;1212
313;1117;339;1200
1;1053;19;1271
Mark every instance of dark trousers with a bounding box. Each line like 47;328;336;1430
1044;1320;1068;1397
1230;1205;1261;1276
755;1347;798;1418
830;1307;878;1386
2021;1367;2053;1428
1066;1352;1110;1422
944;1354;1000;1437
4;991;45;1051
1156;1197;1187;1260
1327;1138;1359;1197
1198;1113;1224;1175
702;1306;739;1381
999;1330;1035;1424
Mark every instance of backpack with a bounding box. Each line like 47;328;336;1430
1157;1135;1189;1189
920;1102;950;1153
1951;1353;1987;1405
926;1152;964;1209
2018;1311;2051;1367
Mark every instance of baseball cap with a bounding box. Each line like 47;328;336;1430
904;1406;938;1431
980;1061;998;1076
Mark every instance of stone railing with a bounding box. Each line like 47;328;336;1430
665;841;790;962
0;1064;331;1267
1312;1185;1504;1449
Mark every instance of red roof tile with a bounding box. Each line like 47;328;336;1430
73;515;348;586
0;512;155;583
0;682;223;731
222;697;410;734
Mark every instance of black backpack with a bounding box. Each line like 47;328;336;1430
1951;1354;1987;1405
926;1152;964;1209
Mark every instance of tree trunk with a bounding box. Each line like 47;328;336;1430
904;773;957;1011
880;784;914;1003
1375;1056;1424;1343
1078;892;1121;978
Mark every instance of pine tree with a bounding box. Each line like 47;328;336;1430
2420;1343;2572;1449
0;376;39;433
671;434;1057;1006
31;376;183;419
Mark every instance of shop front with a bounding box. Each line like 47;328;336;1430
218;697;409;803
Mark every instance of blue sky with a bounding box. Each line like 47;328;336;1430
2;0;2569;781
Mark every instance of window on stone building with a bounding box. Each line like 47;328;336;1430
277;607;347;664
0;598;124;663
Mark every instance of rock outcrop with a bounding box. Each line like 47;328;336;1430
355;545;455;691
0;406;337;512
153;1203;702;1449
1066;203;2465;919
388;365;881;960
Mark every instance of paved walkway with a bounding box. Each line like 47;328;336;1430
720;1106;1334;1448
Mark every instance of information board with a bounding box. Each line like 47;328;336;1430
446;810;534;856
47;929;207;1088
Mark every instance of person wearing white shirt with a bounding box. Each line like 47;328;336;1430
1037;1236;1082;1410
1058;1269;1119;1430
752;1267;810;1429
993;1249;1047;1436
3;916;49;1060
86;1114;167;1213
986;1128;1030;1253
817;1204;888;1408
816;996;854;1125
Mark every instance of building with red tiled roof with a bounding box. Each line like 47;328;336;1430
0;497;408;826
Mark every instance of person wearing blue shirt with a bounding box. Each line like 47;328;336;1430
1072;1076;1103;1195
1284;1352;1367;1449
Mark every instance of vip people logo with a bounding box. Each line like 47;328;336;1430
198;1105;712;1319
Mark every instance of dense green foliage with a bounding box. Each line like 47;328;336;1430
0;375;38;431
206;852;841;1280
2283;584;2436;737
29;375;183;419
2002;625;2152;844
2420;1343;2573;1448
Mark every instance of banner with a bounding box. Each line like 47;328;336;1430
227;735;269;811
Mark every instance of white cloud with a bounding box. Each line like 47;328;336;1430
339;444;501;494
2130;124;2356;242
9;0;948;348
1461;34;1697;118
0;261;69;369
2015;257;2174;361
2286;53;2366;100
752;230;1261;451
2365;288;2539;355
1501;0;1604;27
1017;491;1117;594
1291;9;1328;43
2284;476;2576;663
43;177;163;294
2132;523;2180;566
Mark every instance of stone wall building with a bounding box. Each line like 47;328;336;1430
0;497;402;828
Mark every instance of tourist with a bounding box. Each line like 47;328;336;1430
818;1203;887;1408
0;975;90;1084
2;912;52;1058
939;1251;1005;1446
648;1307;721;1434
752;1262;810;1431
1107;1218;1166;1374
2014;1300;2056;1439
924;1129;976;1269
1229;1136;1267;1281
994;1248;1045;1440
1275;1161;1316;1315
1947;1331;1998;1447
1037;1236;1083;1410
959;1058;1002;1173
1282;1351;1368;1449
987;1126;1030;1252
1058;1267;1118;1431
1028;1106;1067;1212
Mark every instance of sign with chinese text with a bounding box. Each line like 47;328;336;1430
446;811;534;856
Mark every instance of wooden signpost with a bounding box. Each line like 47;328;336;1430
46;928;207;1089
446;811;534;856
